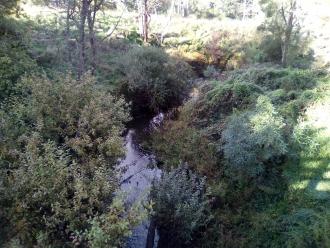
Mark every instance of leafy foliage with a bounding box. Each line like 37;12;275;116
258;0;312;67
229;67;322;91
149;66;329;247
0;74;138;246
204;29;247;69
151;166;211;247
83;197;145;248
1;135;140;247
150;105;218;177
0;2;329;247
190;0;259;20
0;0;19;15
192;80;263;126
222;96;287;180
0;18;37;102
249;207;330;248
1;73;130;160
116;46;193;114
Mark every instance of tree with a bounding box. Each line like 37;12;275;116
173;0;189;17
63;0;108;76
87;0;105;74
260;0;299;67
78;0;89;77
189;0;259;19
135;0;172;42
137;0;150;42
279;0;297;67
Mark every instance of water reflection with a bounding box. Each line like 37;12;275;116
118;113;164;248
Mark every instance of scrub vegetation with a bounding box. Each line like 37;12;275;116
0;0;329;247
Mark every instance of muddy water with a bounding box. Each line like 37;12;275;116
118;114;164;248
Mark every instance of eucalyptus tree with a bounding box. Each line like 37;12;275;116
62;0;107;76
260;0;299;67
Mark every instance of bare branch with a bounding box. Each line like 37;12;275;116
280;6;287;25
101;11;125;41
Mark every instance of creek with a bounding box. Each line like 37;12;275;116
118;113;164;248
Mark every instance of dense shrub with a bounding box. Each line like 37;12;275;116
1;73;130;157
229;67;322;91
0;0;19;15
258;34;283;63
204;30;246;70
268;88;287;103
116;46;193;115
0;19;37;102
0;74;138;246
203;65;219;78
150;105;218;176
0;136;140;247
151;166;211;248
192;80;263;125
249;208;330;248
1;137;133;245
222;96;287;180
147;64;329;247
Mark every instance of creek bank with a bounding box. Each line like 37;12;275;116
119;74;203;247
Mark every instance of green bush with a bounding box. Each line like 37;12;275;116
0;136;140;247
116;46;193;115
222;96;287;180
258;34;282;63
125;29;143;45
1;73;130;156
268;88;287;103
230;67;323;91
203;65;219;78
249;208;330;248
151;166;211;248
193;80;263;123
147;65;329;247
204;30;246;70
0;0;19;15
149;107;218;176
0;74;137;246
0;19;37;102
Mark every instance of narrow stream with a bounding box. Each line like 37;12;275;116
118;114;164;248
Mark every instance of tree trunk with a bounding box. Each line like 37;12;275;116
281;33;290;67
143;0;148;42
281;0;296;67
78;0;88;78
65;0;72;62
242;0;247;20
87;1;97;75
137;0;149;42
281;16;293;67
183;0;189;17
